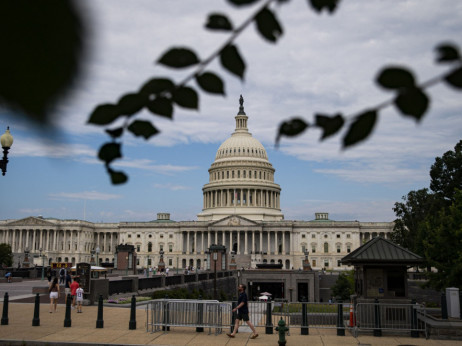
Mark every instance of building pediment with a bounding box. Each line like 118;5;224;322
5;216;56;227
208;215;260;228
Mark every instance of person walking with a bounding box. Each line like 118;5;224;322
64;272;72;305
227;284;258;339
49;277;60;313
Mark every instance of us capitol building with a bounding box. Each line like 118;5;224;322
0;97;393;271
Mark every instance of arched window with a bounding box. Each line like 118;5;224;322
148;242;152;252
324;242;329;253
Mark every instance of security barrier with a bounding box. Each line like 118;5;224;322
146;299;427;338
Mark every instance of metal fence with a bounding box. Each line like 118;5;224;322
108;279;132;295
145;299;427;338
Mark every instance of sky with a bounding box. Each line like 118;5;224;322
1;0;462;223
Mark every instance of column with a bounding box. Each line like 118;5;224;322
267;231;270;254
187;232;190;254
194;231;197;253
237;231;240;254
275;232;278;254
244;231;248;254
282;232;286;254
207;231;210;249
252;231;255;253
289;231;292;254
214;231;217;245
259;231;263;253
19;229;23;252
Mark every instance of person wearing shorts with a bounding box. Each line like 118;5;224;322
49;277;60;313
76;286;84;313
226;284;258;339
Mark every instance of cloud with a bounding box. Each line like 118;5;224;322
153;183;190;191
49;191;121;201
113;159;199;175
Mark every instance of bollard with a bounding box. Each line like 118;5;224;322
410;299;419;338
96;295;104;328
300;301;309;335
265;301;273;334
336;300;345;336
275;318;289;346
32;293;40;326
441;292;448;320
230;301;237;334
1;292;8;325
373;298;381;337
196;295;204;332
129;295;136;330
64;293;72;327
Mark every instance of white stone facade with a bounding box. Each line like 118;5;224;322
0;97;393;270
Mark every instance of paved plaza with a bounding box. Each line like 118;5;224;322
0;280;461;345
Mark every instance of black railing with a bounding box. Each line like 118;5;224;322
139;277;162;290
165;275;181;286
184;274;196;283
108;279;132;295
198;273;208;281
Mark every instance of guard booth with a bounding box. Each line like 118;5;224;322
341;237;424;330
114;244;137;275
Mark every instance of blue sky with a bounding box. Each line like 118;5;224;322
1;0;462;223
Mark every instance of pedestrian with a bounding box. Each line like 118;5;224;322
4;272;11;283
64;271;72;304
49;277;59;313
70;277;79;309
226;284;258;339
59;267;65;284
165;267;169;276
76;285;84;313
46;267;52;282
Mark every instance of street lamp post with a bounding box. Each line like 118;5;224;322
95;246;100;266
0;127;14;176
39;248;44;281
213;251;218;300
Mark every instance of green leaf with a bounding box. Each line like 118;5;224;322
376;67;416;90
315;113;344;140
173;86;199;109
105;127;124;139
98;142;122;164
220;45;246;80
395;87;429;121
445;67;462;89
140;78;175;96
157;47;200;68
205;13;233;31
343;110;377;148
276;118;309;147
435;43;461;63
117;93;146;116
88;104;121;125
108;168;128;185
196;72;225;95
227;0;260;6
146;96;173;118
309;0;341;14
128;120;159;140
0;1;84;124
255;8;283;43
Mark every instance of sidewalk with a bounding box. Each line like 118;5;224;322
1;302;461;345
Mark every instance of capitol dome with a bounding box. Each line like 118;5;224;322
197;96;283;221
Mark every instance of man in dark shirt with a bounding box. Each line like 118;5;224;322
226;284;258;339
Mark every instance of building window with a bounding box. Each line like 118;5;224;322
346;234;351;239
136;245;140;252
243;171;246;178
128;234;131;238
137;234;140;238
337;246;341;253
324;242;329;253
301;245;306;253
148;242;152;252
169;234;173;238
249;171;252;178
324;234;328;238
136;258;140;265
232;171;235;178
347;245;351;253
312;234;316;239
148;258;152;266
168;259;173;266
160;244;163;251
169;244;173;253
302;234;305;239
227;171;229;179
337;260;341;266
312;246;316;253
324;260;329;267
149;234;152;238
336;234;340;238
312;259;317;267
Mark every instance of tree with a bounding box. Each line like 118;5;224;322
331;270;354;300
0;243;13;267
1;0;462;184
430;140;462;205
391;189;440;256
422;190;462;290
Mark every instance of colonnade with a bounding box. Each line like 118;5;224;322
203;188;280;209
182;229;292;255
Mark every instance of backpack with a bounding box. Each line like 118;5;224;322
60;268;65;276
